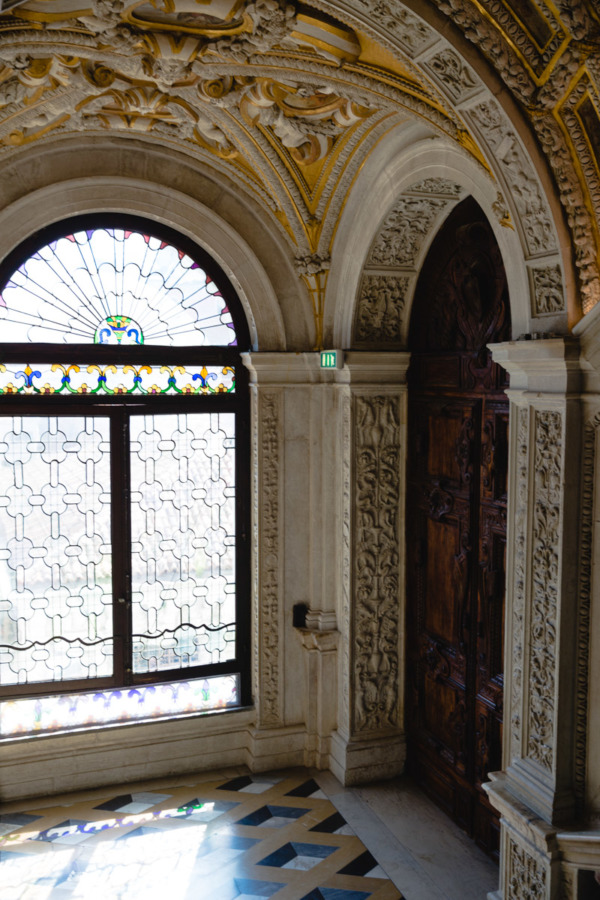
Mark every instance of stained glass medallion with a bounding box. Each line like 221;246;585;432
0;228;236;347
95;315;144;345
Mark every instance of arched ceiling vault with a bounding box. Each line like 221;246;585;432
0;0;598;348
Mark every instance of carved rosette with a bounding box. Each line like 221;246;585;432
508;838;547;900
257;390;283;726
527;410;562;771
352;394;401;734
511;405;529;763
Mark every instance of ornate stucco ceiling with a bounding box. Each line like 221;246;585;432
0;0;599;340
0;0;470;253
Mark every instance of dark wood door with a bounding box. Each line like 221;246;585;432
405;198;510;859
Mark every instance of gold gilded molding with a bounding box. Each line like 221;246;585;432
297;262;329;350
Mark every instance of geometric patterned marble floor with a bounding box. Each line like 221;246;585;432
0;770;403;899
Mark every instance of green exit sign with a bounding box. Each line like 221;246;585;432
320;350;343;369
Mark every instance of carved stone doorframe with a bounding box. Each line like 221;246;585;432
486;338;584;899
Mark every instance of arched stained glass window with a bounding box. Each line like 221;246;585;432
0;216;250;738
1;226;236;347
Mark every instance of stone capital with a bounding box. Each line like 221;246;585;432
337;351;411;385
242;350;411;387
488;337;582;395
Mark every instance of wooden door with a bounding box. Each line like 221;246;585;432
405;198;510;859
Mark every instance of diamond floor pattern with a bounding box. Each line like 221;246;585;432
0;770;403;899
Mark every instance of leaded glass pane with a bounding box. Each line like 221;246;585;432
0;228;236;346
0;364;235;396
0;416;113;685
130;413;236;673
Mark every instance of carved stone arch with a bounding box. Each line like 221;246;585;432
318;0;579;329
330;136;539;348
0;135;305;352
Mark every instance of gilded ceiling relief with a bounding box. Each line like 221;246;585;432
3;0;600;325
0;0;466;268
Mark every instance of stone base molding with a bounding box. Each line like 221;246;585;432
329;731;406;786
485;773;558;900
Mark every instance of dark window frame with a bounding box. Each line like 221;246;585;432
0;214;252;708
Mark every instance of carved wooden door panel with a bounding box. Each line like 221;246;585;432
405;198;510;859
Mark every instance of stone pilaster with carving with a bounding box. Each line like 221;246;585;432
330;352;409;785
243;351;346;763
352;393;402;735
255;387;284;727
487;339;582;823
485;339;584;900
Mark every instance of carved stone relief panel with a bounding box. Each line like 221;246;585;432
526;410;562;771
533;113;599;314
352;393;401;734
468;97;557;258
366;197;450;267
406;178;464;198
510;405;529;764
354;1;437;57
257;390;283;726
531;264;566;315
508;837;548;899
352;180;465;349
423;47;482;104
355;274;409;344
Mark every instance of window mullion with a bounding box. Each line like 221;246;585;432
110;410;132;687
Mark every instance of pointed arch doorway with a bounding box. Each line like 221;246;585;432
405;197;511;859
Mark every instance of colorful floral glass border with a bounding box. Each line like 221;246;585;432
0;674;239;739
0;364;235;395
